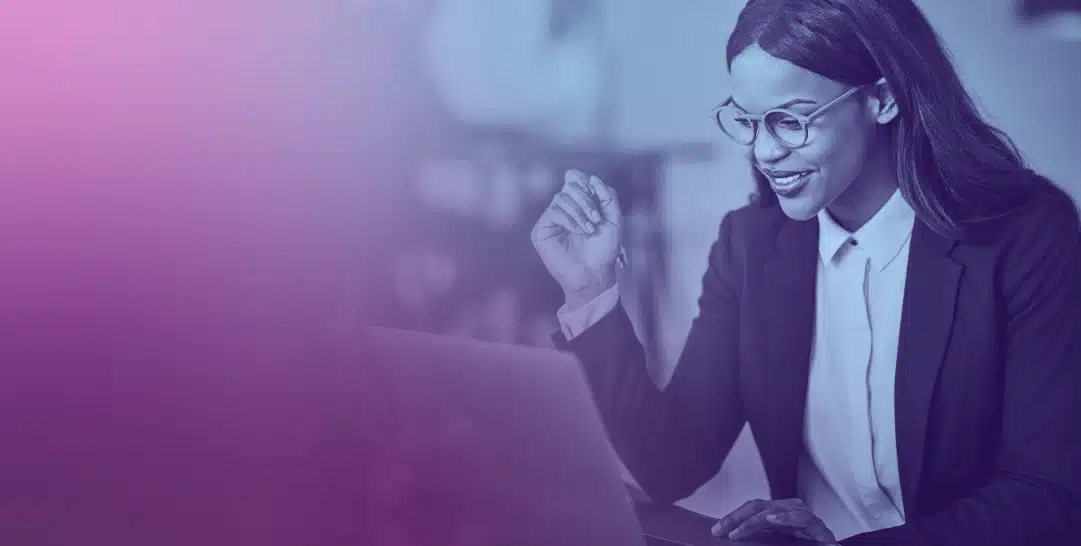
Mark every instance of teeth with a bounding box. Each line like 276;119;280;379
773;172;807;185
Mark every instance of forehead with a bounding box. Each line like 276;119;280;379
728;44;845;112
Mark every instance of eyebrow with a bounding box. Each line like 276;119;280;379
726;97;818;112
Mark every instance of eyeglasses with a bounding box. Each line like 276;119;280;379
713;86;866;148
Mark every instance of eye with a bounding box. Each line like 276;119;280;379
733;116;754;129
777;117;802;130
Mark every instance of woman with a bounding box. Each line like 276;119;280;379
529;1;1081;544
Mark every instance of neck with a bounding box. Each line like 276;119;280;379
825;143;898;232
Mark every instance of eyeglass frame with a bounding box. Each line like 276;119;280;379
713;84;869;148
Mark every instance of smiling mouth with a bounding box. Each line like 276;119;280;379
764;170;813;195
773;171;808;184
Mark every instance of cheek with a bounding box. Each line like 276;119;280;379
808;130;867;192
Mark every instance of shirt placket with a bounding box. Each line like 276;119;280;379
833;244;882;524
860;258;896;523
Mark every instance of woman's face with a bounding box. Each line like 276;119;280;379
728;44;885;221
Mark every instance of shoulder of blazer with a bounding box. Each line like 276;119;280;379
964;173;1080;252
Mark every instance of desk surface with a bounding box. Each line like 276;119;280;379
633;499;814;546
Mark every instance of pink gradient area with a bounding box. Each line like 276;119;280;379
1;2;403;544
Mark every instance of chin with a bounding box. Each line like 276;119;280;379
776;195;824;222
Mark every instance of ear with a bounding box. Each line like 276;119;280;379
871;76;899;125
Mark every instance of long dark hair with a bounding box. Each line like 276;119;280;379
727;0;1036;238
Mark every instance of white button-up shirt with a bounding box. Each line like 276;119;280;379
557;190;915;540
798;189;913;539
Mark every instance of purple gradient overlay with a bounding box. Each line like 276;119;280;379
0;2;415;544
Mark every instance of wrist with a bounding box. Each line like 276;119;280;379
564;271;617;311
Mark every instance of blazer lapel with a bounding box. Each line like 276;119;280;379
895;221;963;513
758;217;819;497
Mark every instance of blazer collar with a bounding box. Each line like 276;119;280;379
894;219;963;512
758;216;819;497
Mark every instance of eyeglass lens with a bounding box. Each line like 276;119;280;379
715;107;807;147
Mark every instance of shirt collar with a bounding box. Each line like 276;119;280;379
817;189;916;270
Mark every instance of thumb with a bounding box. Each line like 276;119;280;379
586;175;621;222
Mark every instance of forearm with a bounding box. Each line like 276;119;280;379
557;304;738;504
555;212;748;504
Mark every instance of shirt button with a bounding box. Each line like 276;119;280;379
849;239;858;246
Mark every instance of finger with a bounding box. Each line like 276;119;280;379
564;170;615;222
727;507;791;540
764;509;815;528
765;511;836;544
564;168;590;188
585;175;620;221
563;181;602;223
711;499;769;537
789;528;819;543
779;497;809;509
553;193;595;234
545;203;583;235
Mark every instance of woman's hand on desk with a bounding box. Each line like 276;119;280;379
531;169;622;310
711;498;839;545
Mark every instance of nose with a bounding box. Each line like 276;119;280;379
753;130;790;165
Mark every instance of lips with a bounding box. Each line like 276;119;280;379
760;168;813;197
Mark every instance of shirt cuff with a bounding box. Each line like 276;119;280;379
556;284;620;341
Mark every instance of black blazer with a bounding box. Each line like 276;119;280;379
556;180;1081;545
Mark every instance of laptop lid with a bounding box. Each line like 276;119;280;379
364;326;647;546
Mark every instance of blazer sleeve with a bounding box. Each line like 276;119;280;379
553;211;747;505
843;194;1081;546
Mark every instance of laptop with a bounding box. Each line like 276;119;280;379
364;326;757;546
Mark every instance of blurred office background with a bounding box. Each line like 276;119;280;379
361;0;1081;519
